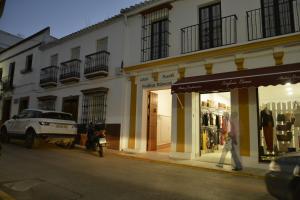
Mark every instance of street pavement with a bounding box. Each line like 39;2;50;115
0;142;275;200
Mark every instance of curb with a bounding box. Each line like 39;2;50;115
73;145;265;179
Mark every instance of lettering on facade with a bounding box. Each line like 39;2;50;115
140;77;150;82
161;73;175;79
142;82;172;88
278;74;300;81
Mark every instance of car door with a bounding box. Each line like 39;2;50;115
13;110;29;134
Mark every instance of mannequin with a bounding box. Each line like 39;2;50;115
260;106;274;153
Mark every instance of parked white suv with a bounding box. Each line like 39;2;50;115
0;109;77;148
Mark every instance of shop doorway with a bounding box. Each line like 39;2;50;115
199;92;231;164
1;98;12;124
62;96;79;122
147;89;172;152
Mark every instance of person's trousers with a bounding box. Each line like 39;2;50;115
263;124;273;152
231;143;242;169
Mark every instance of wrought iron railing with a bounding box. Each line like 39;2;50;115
59;59;81;81
40;66;58;85
1;76;13;91
84;51;109;75
247;0;300;41
181;15;237;54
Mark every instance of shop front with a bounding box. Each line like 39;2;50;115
172;63;300;164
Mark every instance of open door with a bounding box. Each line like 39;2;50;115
62;96;79;122
147;92;158;151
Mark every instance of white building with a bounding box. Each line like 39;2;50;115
1;0;300;169
0;27;53;124
121;0;300;169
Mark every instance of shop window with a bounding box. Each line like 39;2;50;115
258;83;300;162
199;92;232;164
81;92;107;125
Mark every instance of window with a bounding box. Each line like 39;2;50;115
50;54;58;66
23;54;33;73
96;37;108;52
261;0;295;37
18;97;29;114
41;112;72;120
199;3;222;50
8;62;15;87
81;92;107;124
150;19;169;60
141;7;170;62
38;99;56;111
71;47;80;60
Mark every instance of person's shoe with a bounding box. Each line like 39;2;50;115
232;167;242;171
216;164;223;168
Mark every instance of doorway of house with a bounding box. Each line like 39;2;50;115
1;98;12;124
147;89;172;152
62;96;79;122
18;97;29;114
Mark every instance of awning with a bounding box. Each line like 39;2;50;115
172;63;300;94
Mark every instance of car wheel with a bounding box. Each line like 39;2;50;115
0;127;10;143
25;129;38;149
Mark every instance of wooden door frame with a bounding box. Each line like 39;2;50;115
62;95;79;121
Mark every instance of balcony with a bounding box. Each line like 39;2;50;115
1;76;13;92
247;0;300;41
40;66;58;88
181;15;237;54
84;51;109;79
59;59;81;84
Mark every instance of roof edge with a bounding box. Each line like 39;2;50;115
0;27;50;54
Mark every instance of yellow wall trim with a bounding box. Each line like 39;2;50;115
204;63;213;74
235;58;245;70
128;76;137;149
152;72;159;81
273;51;284;65
176;93;185;152
178;68;185;79
124;34;300;72
238;88;250;157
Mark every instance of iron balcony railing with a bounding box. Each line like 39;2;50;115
1;76;13;91
84;51;109;75
40;66;58;86
181;15;237;54
247;0;300;41
59;59;81;81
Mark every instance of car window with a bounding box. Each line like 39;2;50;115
18;110;29;119
41;112;73;120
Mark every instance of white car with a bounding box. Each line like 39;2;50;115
0;109;77;148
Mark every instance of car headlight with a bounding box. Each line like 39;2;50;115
39;121;50;126
269;161;281;172
293;165;300;177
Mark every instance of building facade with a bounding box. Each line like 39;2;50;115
1;0;300;169
122;0;300;168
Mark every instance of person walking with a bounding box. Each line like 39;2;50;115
217;112;243;171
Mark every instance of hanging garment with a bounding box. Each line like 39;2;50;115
202;113;209;126
263;123;274;152
209;113;214;126
260;109;274;128
277;114;286;122
216;115;220;129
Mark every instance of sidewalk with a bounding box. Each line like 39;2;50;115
75;145;268;178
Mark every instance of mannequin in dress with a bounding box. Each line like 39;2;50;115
260;106;274;153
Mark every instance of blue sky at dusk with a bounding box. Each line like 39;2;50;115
0;0;143;38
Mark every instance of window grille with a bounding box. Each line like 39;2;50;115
81;92;107;125
141;7;170;62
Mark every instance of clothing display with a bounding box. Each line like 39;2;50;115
260;109;274;152
277;114;285;122
294;107;300;127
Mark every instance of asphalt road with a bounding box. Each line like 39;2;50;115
0;142;275;200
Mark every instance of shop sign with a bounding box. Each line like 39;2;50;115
138;75;152;83
159;71;177;82
142;81;173;88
